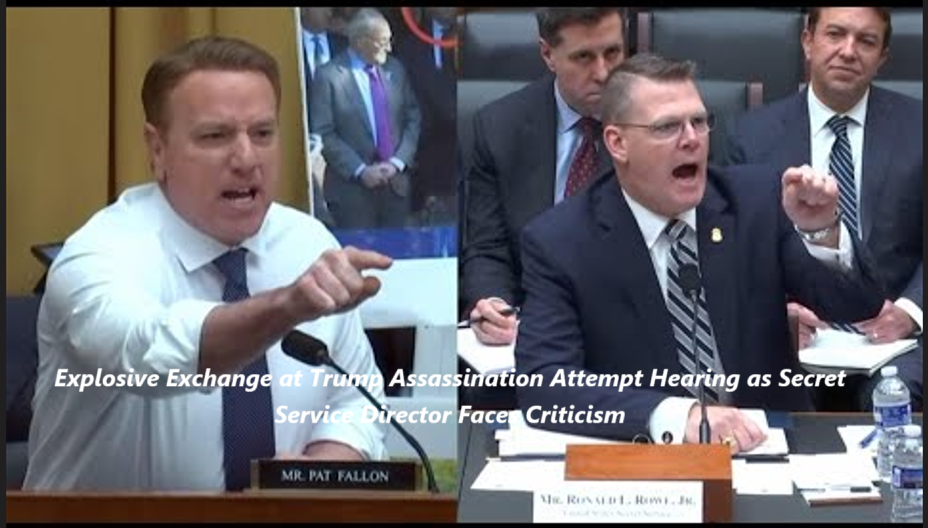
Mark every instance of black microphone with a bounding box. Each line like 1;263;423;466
678;263;711;445
281;330;440;494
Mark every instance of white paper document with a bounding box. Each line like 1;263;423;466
799;329;917;376
471;459;566;492
732;459;794;495
496;411;627;458
837;425;879;457
457;328;515;375
789;452;880;490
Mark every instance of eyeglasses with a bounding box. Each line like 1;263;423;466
615;113;715;141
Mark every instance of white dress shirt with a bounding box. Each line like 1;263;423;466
807;86;923;332
25;183;387;490
620;189;854;445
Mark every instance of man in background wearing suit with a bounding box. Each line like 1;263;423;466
515;53;884;448
392;7;458;225
725;7;922;411
300;7;348;227
311;8;422;229
461;8;626;346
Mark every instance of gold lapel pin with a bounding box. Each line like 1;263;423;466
711;227;723;243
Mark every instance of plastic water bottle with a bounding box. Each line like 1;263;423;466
890;424;922;523
873;366;912;481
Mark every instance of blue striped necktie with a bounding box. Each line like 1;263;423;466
827;115;859;239
665;220;721;403
826;115;863;335
213;248;276;491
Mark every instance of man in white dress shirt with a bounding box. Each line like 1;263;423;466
25;36;393;491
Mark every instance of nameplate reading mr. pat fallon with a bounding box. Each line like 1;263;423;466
534;481;702;523
252;460;419;491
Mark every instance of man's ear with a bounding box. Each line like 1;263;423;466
603;124;628;165
144;123;166;182
539;38;556;73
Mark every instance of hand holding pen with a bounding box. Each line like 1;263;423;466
465;297;520;346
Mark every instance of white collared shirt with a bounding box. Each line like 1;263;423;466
807;86;922;332
25;183;387;490
621;189;853;445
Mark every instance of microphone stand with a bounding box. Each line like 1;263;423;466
689;287;712;445
321;358;440;494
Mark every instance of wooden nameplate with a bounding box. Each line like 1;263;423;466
251;460;421;491
565;444;732;523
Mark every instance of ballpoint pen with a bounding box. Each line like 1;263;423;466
458;306;520;328
858;428;878;449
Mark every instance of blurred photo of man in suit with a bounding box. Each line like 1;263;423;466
392;7;458;226
725;7;922;411
300;7;348;227
461;8;626;346
311;8;422;230
514;53;885;449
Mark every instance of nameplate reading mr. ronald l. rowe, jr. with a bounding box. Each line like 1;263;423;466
251;460;420;491
533;480;702;523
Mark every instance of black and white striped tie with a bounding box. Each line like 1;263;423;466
665;220;720;403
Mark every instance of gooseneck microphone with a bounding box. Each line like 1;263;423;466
678;263;711;445
281;330;440;494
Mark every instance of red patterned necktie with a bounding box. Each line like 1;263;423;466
565;117;599;197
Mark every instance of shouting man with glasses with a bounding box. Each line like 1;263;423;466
512;53;886;450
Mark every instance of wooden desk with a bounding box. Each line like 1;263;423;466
7;489;457;523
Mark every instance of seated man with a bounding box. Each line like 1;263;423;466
724;7;922;411
515;53;885;450
25;36;392;491
461;8;625;346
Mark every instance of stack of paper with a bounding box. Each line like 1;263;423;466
456;328;515;375
496;411;625;458
789;453;882;505
799;329;917;376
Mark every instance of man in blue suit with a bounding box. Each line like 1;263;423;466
514;53;885;450
724;7;922;411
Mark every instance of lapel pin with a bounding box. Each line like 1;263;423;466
711;227;723;243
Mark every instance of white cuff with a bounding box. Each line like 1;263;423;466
389;157;406;172
648;396;698;444
895;298;924;336
803;222;854;270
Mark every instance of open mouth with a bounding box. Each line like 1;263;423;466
672;163;699;180
221;187;258;205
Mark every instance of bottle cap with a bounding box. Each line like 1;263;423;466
881;365;898;377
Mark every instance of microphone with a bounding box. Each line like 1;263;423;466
678;263;711;445
281;330;440;494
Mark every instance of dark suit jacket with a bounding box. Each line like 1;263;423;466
724;86;923;309
303;31;348;132
515;166;885;440
461;75;612;311
393;20;457;204
311;51;421;181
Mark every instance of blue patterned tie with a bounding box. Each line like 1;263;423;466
365;64;395;162
826;116;864;335
665;220;721;403
213;248;275;491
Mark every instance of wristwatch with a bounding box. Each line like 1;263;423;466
795;211;842;242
